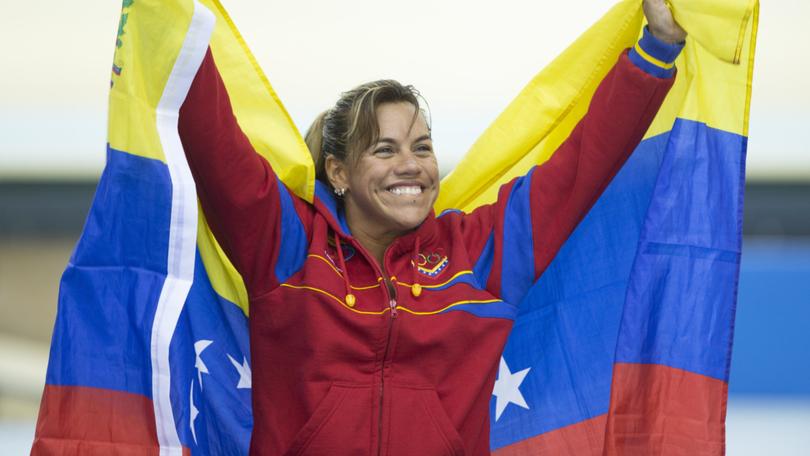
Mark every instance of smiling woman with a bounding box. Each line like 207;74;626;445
176;2;686;454
329;103;438;264
306;84;439;265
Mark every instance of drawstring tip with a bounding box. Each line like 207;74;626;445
346;294;356;307
411;284;422;298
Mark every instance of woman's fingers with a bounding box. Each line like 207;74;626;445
642;0;687;43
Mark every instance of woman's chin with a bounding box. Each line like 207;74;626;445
386;210;430;233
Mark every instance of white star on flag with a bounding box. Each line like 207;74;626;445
492;356;531;421
194;339;213;389
189;380;200;444
227;354;252;389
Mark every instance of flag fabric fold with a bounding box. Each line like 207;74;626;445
33;0;758;454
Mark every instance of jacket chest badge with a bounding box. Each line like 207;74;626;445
412;249;449;278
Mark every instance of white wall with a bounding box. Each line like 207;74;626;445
0;0;806;178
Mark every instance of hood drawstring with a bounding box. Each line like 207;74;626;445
334;231;422;305
411;235;422;298
334;231;356;307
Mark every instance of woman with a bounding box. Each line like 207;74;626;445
178;1;686;454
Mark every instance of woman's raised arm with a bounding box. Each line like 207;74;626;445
455;27;684;305
178;48;312;296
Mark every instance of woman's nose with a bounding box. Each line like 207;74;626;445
394;152;421;175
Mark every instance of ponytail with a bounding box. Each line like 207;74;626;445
304;110;330;185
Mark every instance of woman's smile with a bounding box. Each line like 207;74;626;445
386;184;423;196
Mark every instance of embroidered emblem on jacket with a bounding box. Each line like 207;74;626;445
413;249;449;278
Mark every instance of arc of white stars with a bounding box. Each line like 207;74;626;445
227;354;252;389
492;356;531;421
194;339;213;390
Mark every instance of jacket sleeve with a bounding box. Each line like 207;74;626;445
458;32;683;305
178;48;311;297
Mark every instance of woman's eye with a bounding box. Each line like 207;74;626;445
415;144;433;154
374;147;394;155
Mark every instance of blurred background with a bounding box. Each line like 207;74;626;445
1;0;808;454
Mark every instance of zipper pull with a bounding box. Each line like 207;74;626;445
389;298;398;318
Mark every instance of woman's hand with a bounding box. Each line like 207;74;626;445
643;0;687;43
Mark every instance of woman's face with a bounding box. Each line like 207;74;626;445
331;102;439;239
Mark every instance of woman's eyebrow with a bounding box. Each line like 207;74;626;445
376;134;431;145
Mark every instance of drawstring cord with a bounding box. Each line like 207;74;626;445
334;231;422;305
334;231;356;307
411;236;422;298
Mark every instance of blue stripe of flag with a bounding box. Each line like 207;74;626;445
46;146;172;397
615;120;745;381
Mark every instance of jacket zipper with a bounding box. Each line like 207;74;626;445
339;234;398;456
377;250;398;456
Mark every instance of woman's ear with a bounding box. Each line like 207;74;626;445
324;155;349;191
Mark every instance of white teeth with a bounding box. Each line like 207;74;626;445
388;186;422;195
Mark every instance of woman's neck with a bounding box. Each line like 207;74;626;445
347;222;397;269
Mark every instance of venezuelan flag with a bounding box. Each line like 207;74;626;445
441;1;758;454
33;0;758;454
32;0;289;453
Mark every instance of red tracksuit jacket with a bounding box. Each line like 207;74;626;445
178;32;678;455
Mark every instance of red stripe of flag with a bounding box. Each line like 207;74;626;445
603;363;728;455
32;385;175;455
